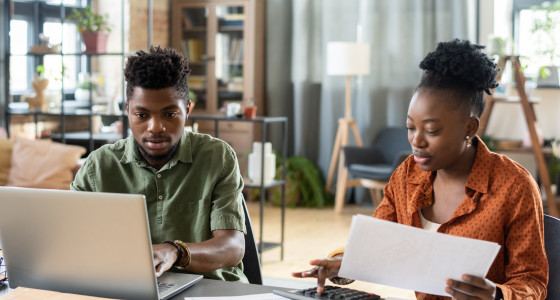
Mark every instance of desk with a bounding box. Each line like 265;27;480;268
0;279;293;299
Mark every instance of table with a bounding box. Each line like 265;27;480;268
189;115;289;259
0;279;293;299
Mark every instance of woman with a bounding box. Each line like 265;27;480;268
293;39;548;300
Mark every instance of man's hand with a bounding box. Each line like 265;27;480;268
446;274;497;299
152;243;179;277
292;257;342;294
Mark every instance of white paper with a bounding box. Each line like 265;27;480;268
339;215;501;296
184;293;286;300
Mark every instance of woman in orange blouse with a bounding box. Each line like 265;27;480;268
293;39;548;300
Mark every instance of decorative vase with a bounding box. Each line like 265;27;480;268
247;142;275;184
81;31;108;53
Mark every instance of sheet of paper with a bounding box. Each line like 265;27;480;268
339;215;501;296
184;293;286;300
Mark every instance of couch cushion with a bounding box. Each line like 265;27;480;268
7;138;86;190
0;139;13;186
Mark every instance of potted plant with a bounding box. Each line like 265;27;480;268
67;6;111;53
529;0;560;86
272;155;333;208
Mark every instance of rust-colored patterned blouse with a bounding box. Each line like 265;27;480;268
374;136;548;300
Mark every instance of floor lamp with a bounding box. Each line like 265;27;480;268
324;42;370;213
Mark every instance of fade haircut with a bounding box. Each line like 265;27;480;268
416;39;498;118
124;45;191;101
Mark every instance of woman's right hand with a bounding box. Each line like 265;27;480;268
291;257;342;293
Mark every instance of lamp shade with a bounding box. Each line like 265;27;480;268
327;42;370;76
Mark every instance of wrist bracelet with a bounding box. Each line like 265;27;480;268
162;240;183;266
175;240;191;268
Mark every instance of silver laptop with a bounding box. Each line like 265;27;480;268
0;187;202;300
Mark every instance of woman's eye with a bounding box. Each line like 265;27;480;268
426;130;438;136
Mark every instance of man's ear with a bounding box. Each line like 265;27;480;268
186;100;193;115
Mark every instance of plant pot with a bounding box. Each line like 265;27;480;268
81;31;108;53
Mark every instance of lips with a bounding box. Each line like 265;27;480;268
143;138;170;150
413;151;430;165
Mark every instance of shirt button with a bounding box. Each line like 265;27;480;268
158;195;163;200
157;174;162;179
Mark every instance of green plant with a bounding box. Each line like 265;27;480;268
67;6;111;33
530;0;560;66
188;90;197;103
272;155;333;208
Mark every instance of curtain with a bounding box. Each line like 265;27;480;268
266;0;477;202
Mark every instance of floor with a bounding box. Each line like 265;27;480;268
245;201;417;300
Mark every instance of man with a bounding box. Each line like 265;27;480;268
71;46;248;282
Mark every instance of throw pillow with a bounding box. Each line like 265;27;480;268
0;139;13;186
7;138;86;190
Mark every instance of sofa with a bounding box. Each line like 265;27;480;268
0;128;86;190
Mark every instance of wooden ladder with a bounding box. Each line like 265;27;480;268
478;55;559;218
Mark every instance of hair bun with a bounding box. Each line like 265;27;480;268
419;39;498;94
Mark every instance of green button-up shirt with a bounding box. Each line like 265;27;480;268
71;130;247;282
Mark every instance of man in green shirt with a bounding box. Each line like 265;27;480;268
71;46;248;282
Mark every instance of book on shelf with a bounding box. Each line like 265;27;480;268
189;75;206;90
229;38;244;65
186;39;204;62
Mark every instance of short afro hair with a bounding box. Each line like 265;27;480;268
124;45;190;101
417;39;498;117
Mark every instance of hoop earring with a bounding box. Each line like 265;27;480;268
466;136;472;148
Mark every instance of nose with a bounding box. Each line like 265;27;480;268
148;116;165;134
409;131;426;148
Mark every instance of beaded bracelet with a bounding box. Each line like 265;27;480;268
162;240;183;267
175;240;191;268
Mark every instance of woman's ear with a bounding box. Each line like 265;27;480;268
467;116;480;137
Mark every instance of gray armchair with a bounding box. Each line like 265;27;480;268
339;127;411;206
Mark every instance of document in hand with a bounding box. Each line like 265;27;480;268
338;215;501;296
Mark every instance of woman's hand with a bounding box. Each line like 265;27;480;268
446;274;497;299
292;257;342;293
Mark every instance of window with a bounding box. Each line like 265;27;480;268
9;1;87;96
514;0;560;77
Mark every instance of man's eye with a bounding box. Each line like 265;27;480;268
166;112;178;118
136;113;147;118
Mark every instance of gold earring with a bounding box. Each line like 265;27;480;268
466;136;472;148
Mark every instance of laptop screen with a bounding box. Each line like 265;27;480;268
0;187;200;300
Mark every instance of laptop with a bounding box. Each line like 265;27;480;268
0;186;202;300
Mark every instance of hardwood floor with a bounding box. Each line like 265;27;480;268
246;201;416;299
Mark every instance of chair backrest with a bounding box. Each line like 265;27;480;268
545;214;560;299
373;127;410;165
241;198;263;284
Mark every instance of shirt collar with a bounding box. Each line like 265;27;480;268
407;135;491;194
120;130;194;168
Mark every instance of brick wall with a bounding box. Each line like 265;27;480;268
129;0;169;51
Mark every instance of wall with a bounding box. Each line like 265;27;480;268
129;0;169;50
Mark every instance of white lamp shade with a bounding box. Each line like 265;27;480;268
327;42;371;76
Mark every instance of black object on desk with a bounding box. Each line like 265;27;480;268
189;114;288;260
273;286;382;300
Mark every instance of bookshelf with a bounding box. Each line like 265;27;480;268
171;0;265;175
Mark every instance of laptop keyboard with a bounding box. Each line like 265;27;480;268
273;286;382;300
157;281;177;293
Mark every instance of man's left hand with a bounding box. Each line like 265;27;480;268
153;243;178;277
446;274;497;299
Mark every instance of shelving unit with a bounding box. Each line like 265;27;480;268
3;0;153;154
478;55;560;217
189;114;288;261
171;0;265;170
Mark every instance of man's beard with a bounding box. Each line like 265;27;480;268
134;139;179;164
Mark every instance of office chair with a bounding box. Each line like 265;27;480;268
545;214;560;299
241;197;263;285
339;127;411;207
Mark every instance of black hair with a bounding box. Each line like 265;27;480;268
417;39;498;117
124;45;190;101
